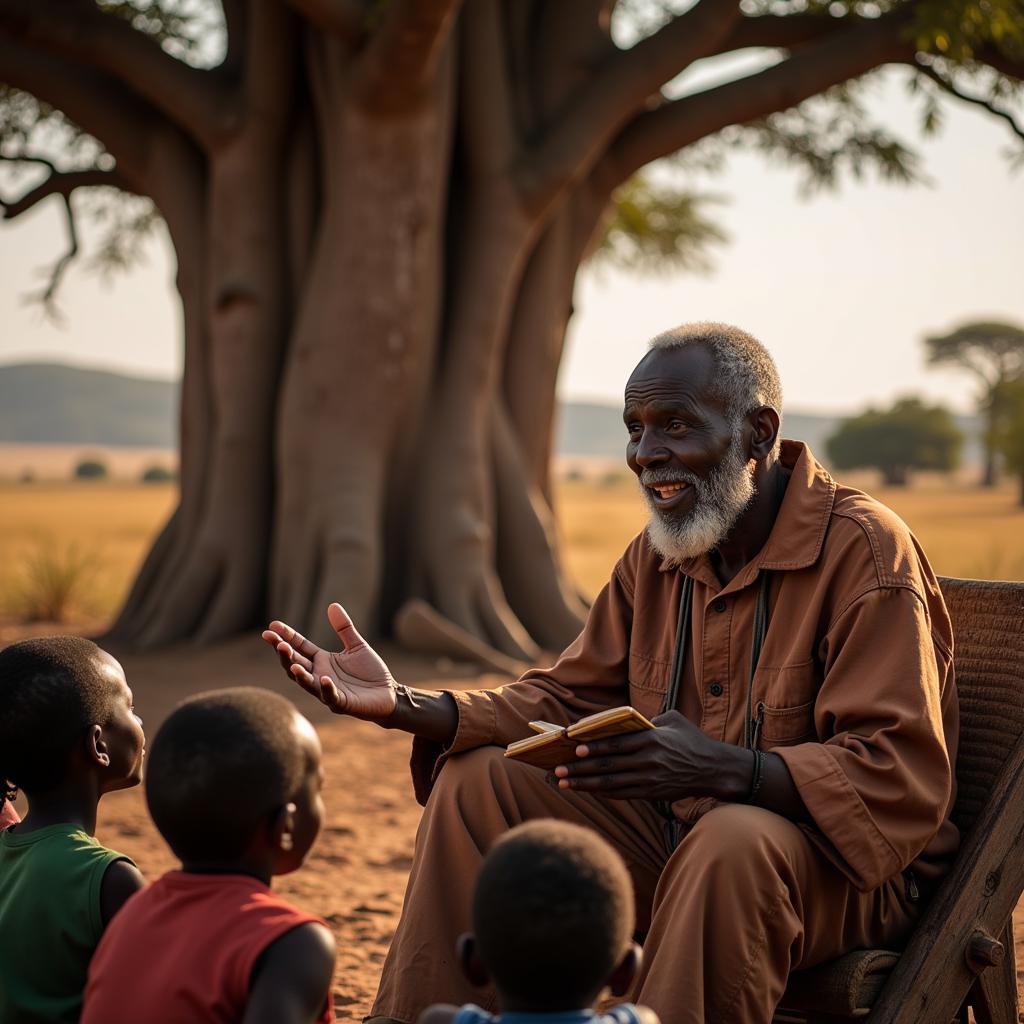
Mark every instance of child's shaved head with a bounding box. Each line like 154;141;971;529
473;820;634;1007
145;688;308;863
0;636;121;794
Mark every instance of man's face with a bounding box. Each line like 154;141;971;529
623;344;755;564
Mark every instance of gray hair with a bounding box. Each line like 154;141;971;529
649;321;783;459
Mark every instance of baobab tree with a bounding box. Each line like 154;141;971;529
1;1;1022;668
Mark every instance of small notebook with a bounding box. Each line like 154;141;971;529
504;706;656;770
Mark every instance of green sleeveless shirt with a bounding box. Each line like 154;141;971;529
0;823;132;1024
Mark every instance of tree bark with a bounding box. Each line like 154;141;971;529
272;37;455;643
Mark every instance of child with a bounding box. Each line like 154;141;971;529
418;821;660;1024
0;636;146;1024
83;687;336;1024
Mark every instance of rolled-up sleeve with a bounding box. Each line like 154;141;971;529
774;585;952;891
409;561;636;804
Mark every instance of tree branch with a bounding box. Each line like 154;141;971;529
0;38;157;183
0;0;232;150
285;0;365;42
354;0;464;112
0;156;136;315
220;0;249;78
915;61;1024;144
608;15;912;187
974;45;1024;82
711;12;848;54
0;161;131;219
459;0;518;174
518;0;741;214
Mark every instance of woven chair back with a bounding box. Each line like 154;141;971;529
940;577;1024;837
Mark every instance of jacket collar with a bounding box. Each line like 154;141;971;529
657;440;837;582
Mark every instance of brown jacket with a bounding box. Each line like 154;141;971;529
415;441;959;893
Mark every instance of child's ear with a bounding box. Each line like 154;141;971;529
270;802;298;853
86;725;111;768
608;942;642;997
456;933;489;988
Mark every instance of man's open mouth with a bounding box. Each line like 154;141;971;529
647;481;692;508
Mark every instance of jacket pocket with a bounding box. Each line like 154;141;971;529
628;652;670;722
757;698;817;749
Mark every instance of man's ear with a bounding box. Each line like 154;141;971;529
86;724;111;768
608;942;642;997
270;802;297;853
748;406;781;462
456;933;490;988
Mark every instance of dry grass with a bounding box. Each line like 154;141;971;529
0;472;1021;625
0;481;176;622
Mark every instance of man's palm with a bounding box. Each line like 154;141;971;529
262;603;397;722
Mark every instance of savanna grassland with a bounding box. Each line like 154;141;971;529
1;469;1023;627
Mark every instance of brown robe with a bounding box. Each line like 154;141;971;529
372;441;958;1024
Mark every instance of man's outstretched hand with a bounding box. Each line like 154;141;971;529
262;603;398;722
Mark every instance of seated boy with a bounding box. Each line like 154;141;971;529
418;820;660;1024
0;636;146;1024
83;687;336;1024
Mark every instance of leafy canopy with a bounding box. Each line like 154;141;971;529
2;0;1024;305
826;396;964;481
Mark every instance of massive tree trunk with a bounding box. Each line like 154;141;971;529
0;0;970;664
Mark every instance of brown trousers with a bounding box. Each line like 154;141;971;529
370;747;919;1024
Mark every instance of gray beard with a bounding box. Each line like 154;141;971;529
640;433;756;566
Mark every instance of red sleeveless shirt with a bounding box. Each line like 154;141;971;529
83;871;333;1023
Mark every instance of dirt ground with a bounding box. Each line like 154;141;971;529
3;620;1023;1019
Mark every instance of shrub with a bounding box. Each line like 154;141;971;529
141;464;175;483
74;459;108;480
14;538;98;623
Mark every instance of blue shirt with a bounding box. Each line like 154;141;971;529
452;1004;644;1024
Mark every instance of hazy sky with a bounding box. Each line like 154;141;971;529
1;66;1021;417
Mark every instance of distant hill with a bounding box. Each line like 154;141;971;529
0;362;980;465
0;363;178;447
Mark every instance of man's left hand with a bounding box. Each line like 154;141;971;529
554;710;745;802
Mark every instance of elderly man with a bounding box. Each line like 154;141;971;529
264;323;958;1024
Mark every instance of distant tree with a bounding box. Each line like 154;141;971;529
995;377;1024;505
74;458;108;480
925;321;1024;487
826;397;963;487
141;464;175;483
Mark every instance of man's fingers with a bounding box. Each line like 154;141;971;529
556;772;644;795
268;620;320;659
319;675;348;713
289;662;320;696
327;602;367;653
276;640;313;673
555;754;639;778
574;732;649;759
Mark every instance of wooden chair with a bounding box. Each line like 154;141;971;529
775;577;1024;1024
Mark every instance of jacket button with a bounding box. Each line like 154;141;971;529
708;682;723;697
713;598;727;613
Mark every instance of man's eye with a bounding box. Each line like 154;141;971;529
667;419;686;432
626;424;642;439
